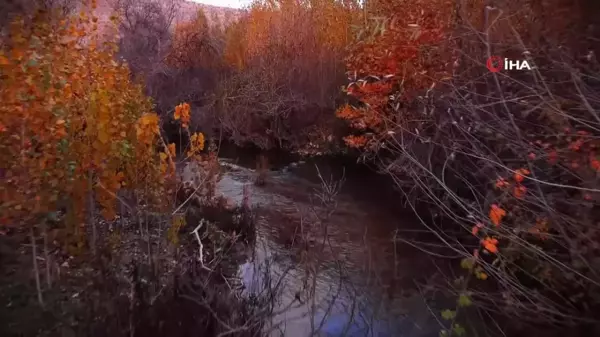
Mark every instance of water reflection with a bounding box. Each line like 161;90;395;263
205;158;443;337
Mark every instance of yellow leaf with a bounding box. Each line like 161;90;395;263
168;143;176;156
98;130;110;144
174;106;181;120
0;54;9;65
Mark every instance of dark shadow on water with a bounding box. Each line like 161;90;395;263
211;148;455;337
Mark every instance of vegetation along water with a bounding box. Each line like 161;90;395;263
1;0;600;336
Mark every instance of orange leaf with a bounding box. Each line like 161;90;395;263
489;204;506;226
514;174;524;183
514;185;527;199
590;154;600;171
168;143;176;157
513;168;530;183
483;237;499;253
471;222;484;236
174;106;181;120
495;178;509;189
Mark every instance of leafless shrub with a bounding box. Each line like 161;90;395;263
111;0;176;74
314;164;345;208
109;0;217;117
358;1;600;334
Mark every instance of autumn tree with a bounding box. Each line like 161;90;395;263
337;0;455;149
338;0;600;334
0;1;174;258
166;8;220;70
217;0;360;151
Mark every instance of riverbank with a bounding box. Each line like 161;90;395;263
0;149;456;337
0;185;263;337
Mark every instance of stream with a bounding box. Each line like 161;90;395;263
184;154;451;337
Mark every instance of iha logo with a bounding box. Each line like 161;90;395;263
486;56;532;72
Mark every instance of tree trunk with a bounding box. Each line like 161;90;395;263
30;227;44;307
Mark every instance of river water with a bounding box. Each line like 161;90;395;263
186;155;451;337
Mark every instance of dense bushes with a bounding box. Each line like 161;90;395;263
337;0;600;334
0;3;173;249
0;0;208;291
111;0;356;151
0;4;236;335
208;0;358;150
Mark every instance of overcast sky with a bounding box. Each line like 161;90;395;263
189;0;253;9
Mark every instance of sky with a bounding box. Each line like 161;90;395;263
189;0;253;9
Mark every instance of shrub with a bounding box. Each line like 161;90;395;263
338;0;600;334
0;2;173;252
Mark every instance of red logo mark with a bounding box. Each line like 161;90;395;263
486;56;504;73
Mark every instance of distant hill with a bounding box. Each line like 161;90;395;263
176;1;243;26
175;0;243;24
94;0;243;34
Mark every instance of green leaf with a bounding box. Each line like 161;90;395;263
439;330;448;337
475;270;488;280
458;294;472;307
441;309;456;320
120;141;133;158
460;257;475;270
58;138;69;153
452;324;466;336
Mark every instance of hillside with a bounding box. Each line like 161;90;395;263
177;1;243;26
94;0;242;33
